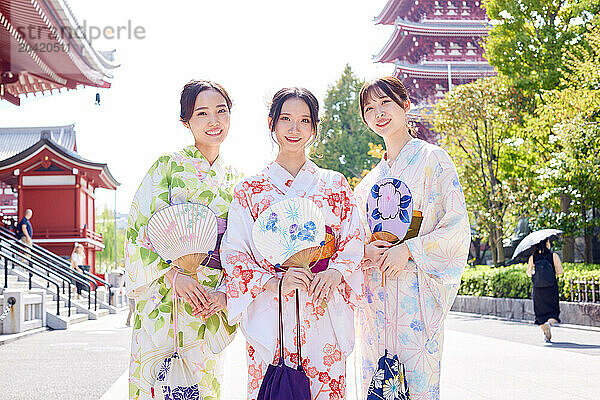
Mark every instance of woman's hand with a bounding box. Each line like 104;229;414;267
281;267;313;295
378;243;412;279
364;240;393;267
166;269;210;312
309;269;343;305
264;276;280;295
195;291;226;318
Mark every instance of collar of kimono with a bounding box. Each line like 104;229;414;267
265;159;320;198
181;145;227;178
378;138;424;178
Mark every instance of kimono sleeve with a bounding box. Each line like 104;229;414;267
328;173;365;296
405;149;470;285
221;186;277;323
124;156;172;298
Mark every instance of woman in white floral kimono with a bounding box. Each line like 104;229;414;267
354;77;470;400
125;80;240;400
221;87;364;400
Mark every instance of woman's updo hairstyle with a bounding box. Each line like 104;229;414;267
179;80;232;123
268;87;320;135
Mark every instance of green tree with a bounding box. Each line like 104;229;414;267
310;65;384;179
483;0;600;95
432;76;536;265
525;25;600;262
96;207;125;272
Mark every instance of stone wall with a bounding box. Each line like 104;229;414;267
451;295;600;328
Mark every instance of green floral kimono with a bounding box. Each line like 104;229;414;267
125;145;241;400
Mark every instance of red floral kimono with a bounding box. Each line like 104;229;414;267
221;160;365;400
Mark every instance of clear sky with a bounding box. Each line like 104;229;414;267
0;0;393;213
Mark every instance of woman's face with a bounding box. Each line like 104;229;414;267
362;93;410;139
185;89;230;147
271;97;315;153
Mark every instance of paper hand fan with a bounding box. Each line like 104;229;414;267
252;198;326;269
147;203;218;275
367;178;413;243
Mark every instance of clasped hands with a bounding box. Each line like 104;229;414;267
165;269;225;319
364;240;412;279
266;268;343;305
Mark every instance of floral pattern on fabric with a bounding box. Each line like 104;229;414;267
163;384;201;400
366;350;409;400
221;160;365;400
125;145;241;400
354;139;470;400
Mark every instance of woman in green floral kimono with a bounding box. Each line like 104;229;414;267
125;80;241;400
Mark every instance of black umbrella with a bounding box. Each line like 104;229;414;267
511;229;563;260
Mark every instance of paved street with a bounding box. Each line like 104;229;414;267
0;312;131;400
1;312;599;399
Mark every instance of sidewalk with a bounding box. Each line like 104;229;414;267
441;314;600;399
2;311;599;399
0;311;131;400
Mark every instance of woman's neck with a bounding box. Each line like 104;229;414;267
275;151;307;178
384;129;413;165
194;142;219;165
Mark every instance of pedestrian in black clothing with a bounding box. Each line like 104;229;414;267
526;239;563;342
16;209;33;246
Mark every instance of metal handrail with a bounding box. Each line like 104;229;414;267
33;245;114;307
0;227;114;287
0;230;96;312
0;239;94;314
1;251;62;316
0;227;113;307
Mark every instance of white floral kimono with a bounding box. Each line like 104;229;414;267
221;160;365;400
354;139;470;400
125;146;241;400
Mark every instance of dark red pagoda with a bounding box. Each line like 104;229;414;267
374;0;496;106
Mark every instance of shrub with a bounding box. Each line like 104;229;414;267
458;263;600;300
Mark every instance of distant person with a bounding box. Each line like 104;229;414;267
16;209;33;246
526;239;563;342
70;243;85;299
125;282;135;327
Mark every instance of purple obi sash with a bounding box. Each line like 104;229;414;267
205;217;227;270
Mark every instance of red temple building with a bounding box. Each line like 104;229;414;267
374;0;496;138
0;1;119;273
0;0;118;106
0;125;119;273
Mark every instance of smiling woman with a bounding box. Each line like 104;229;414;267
125;79;242;400
180;80;233;164
354;77;470;400
221;87;365;400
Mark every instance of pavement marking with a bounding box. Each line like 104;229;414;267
99;369;128;400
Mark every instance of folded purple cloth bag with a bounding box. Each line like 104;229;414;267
257;282;311;400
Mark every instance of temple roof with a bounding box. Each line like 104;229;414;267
0;124;119;189
0;0;119;105
375;0;410;25
397;18;490;34
0;124;76;160
394;61;496;78
374;19;490;63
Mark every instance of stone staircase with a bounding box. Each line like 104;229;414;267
1;266;128;334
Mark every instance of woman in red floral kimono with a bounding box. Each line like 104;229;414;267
221;87;365;400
